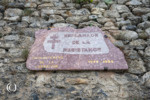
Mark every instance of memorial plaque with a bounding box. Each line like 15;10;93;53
26;27;128;70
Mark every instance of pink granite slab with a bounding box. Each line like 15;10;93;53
26;27;128;70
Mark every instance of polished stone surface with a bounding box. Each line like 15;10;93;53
26;27;128;70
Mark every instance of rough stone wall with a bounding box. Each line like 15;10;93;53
0;0;150;100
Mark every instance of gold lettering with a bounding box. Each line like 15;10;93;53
96;60;99;63
111;60;114;63
39;61;44;64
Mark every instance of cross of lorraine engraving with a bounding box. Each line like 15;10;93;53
47;35;60;49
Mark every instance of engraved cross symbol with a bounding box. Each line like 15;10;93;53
47;35;60;49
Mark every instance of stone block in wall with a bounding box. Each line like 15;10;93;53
66;16;88;25
0;20;6;27
0;41;16;49
53;23;77;28
38;3;54;9
117;0;129;4
68;8;90;16
25;3;37;8
104;10;120;18
111;4;130;13
4;8;23;21
41;8;66;17
0;13;3;19
62;0;72;3
96;2;108;9
0;49;6;58
48;15;65;23
20;28;40;37
91;7;105;15
54;2;65;8
7;3;24;8
42;0;60;3
133;7;150;16
78;21;101;28
66;3;75;9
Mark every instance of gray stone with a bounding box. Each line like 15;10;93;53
124;73;140;83
142;13;150;21
66;3;75;8
91;7;105;15
4;8;23;21
8;3;24;8
126;25;136;31
97;17;112;24
128;59;146;74
25;3;37;8
147;63;150;71
145;79;150;88
20;28;40;37
142;71;150;87
117;20;131;27
148;39;150;46
22;16;30;23
124;49;139;60
69;8;90;16
113;40;124;48
0;5;5;12
8;48;23;57
104;10;120;18
0;20;6;27
0;49;6;58
0;13;3;19
54;2;65;8
128;16;142;25
78;21;101;28
119;30;138;41
129;39;147;49
138;50;144;56
4;8;23;17
42;0;60;2
38;3;54;9
48;15;65;23
104;21;115;27
138;21;150;30
18;36;35;49
4;16;20;21
145;46;150;57
41;8;66;17
111;4;130;13
62;0;71;3
126;0;142;6
0;41;15;49
17;22;28;28
89;15;98;20
121;12;134;19
11;63;29;73
32;11;40;17
66;16;88;25
53;23;77;28
96;2;108;9
111;74;129;85
145;28;150;36
3;35;19;41
28;17;49;28
133;8;150;15
117;0;129;4
140;31;149;39
0;26;12;35
82;4;95;10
